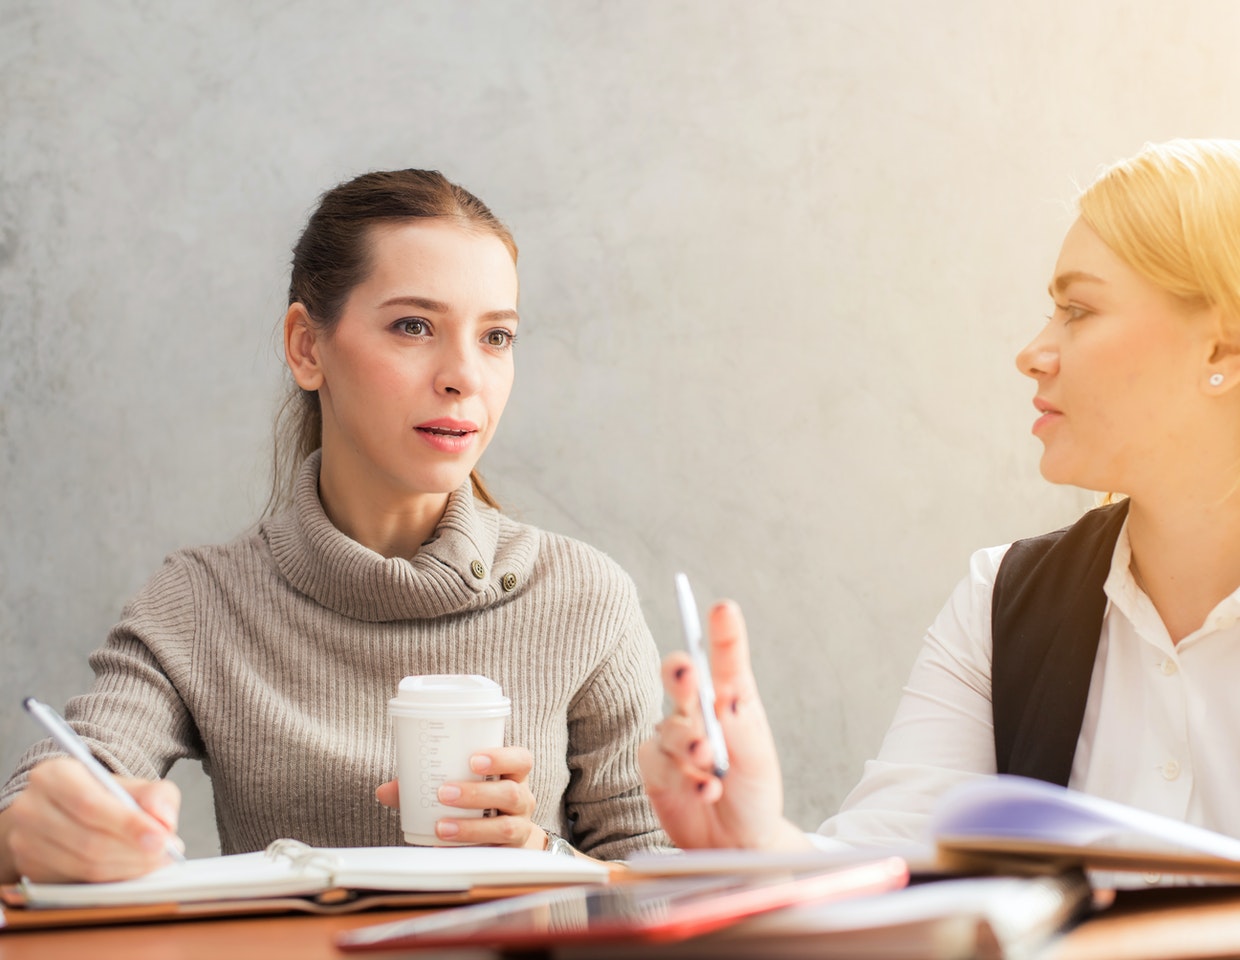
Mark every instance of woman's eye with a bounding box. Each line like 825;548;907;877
484;329;516;348
398;318;429;336
1051;302;1088;323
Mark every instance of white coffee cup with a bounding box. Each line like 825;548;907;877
388;674;511;846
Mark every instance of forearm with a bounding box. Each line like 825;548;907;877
762;816;817;852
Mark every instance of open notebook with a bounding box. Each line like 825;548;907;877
931;775;1240;877
0;838;609;929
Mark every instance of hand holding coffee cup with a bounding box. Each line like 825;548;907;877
382;675;545;848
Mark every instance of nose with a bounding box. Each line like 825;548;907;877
1016;321;1059;380
434;338;484;397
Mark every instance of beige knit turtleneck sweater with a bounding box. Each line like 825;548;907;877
1;452;668;860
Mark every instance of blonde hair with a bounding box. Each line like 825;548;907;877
1078;139;1240;335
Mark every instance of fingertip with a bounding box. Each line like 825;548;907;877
151;801;180;832
470;754;493;774
375;780;400;807
694;777;724;803
663;652;694;686
708;598;746;634
436;820;460;840
138;830;165;853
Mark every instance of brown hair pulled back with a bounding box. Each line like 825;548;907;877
268;169;517;515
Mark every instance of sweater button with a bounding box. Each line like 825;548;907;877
501;572;517;592
470;560;486;579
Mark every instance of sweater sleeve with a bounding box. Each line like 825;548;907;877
0;557;205;811
561;578;671;860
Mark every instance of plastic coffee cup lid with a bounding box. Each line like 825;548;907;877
388;674;511;718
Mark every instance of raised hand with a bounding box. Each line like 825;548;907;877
638;599;809;851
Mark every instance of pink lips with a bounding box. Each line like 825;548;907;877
415;418;479;454
1031;397;1062;435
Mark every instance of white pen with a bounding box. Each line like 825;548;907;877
23;697;186;864
673;573;730;778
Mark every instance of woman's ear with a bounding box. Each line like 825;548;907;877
284;303;324;391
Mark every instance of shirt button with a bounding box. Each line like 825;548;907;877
1159;658;1178;676
1161;760;1181;780
470;560;486;580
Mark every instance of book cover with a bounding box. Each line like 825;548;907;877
931;775;1240;877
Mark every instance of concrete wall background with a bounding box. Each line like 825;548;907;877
3;1;1238;856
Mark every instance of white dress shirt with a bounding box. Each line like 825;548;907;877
815;518;1240;871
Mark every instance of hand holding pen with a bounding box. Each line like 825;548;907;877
637;582;812;852
0;699;185;883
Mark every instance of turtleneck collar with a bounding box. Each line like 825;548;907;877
264;451;533;621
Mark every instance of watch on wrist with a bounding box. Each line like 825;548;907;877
543;831;576;857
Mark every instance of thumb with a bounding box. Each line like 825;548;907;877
375;780;401;809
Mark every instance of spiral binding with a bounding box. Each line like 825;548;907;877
264;838;338;877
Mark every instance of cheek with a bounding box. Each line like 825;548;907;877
1073;347;1151;416
485;364;515;420
337;351;420;403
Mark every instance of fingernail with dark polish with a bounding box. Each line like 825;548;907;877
695;781;707;793
674;666;687;681
730;698;739;714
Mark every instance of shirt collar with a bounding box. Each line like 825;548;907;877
1104;514;1240;646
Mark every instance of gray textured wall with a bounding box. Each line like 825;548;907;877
3;1;1237;857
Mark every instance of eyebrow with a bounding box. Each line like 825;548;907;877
377;295;519;323
1047;271;1106;298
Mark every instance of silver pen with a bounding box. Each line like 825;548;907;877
23;697;186;864
673;573;730;778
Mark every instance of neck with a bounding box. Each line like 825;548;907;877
316;453;451;560
1125;488;1240;643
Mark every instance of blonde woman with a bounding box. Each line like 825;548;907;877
641;139;1240;856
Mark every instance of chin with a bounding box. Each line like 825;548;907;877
416;470;475;496
1037;454;1082;488
1038;459;1112;495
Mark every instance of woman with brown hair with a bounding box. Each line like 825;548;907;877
0;169;666;882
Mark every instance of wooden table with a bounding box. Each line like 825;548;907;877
9;886;1240;960
1041;887;1240;960
0;909;494;960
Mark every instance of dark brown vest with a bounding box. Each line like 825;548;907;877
990;500;1129;786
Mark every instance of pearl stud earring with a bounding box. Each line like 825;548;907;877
1210;373;1225;386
